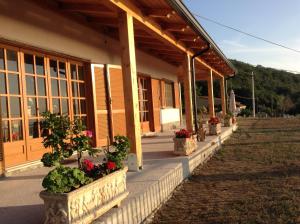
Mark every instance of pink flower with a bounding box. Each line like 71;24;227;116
107;161;116;170
86;130;93;138
83;159;94;172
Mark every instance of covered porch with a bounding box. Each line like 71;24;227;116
0;124;237;224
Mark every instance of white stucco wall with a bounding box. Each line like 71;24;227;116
0;0;178;82
160;108;180;124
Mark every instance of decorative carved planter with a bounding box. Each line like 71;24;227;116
40;167;129;224
224;118;233;127
209;123;222;135
173;136;197;156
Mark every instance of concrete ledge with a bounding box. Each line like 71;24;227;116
4;160;43;177
94;124;237;224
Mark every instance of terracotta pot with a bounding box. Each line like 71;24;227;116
40;167;128;224
173;136;197;156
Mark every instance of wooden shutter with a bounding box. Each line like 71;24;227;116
109;66;127;136
151;78;161;132
92;65;111;147
174;81;180;108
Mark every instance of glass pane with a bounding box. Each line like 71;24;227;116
37;77;46;96
71;64;77;79
24;54;34;74
36;56;44;75
81;116;87;129
6;50;18;72
78;66;84;80
73;99;79;115
59;62;66;78
60;80;68;97
10;97;21;118
50;60;58;77
79;83;85;97
38;98;47;115
61;99;69;114
0;72;6;94
26;76;36;95
0;49;4;70
11;120;23;141
52;98;60;114
29;119;39;138
9;74;20;94
72;82;78;97
51;79;59;96
2;120;9;142
1;96;8;118
27;97;37;117
80;100;86;114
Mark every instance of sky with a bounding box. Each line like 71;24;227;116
183;0;300;73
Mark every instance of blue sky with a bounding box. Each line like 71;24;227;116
183;0;300;73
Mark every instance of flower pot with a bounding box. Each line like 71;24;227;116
224;118;232;127
209;123;222;135
40;167;128;224
173;136;197;156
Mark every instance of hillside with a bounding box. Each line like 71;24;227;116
227;60;300;116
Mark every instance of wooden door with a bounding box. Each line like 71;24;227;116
138;76;152;133
151;78;162;132
92;65;111;147
21;51;51;161
0;46;27;167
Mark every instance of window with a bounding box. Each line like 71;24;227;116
70;63;87;127
24;53;47;138
138;77;150;122
165;82;175;108
49;59;69;116
0;48;24;142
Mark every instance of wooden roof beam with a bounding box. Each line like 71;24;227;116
143;8;176;19
162;23;190;32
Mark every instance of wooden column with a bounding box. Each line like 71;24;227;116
182;54;193;131
207;69;215;117
220;76;227;116
118;11;142;169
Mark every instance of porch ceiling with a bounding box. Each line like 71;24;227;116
35;0;235;76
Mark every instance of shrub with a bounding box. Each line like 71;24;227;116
175;129;192;138
209;117;220;125
42;166;92;193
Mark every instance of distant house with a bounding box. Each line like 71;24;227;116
0;0;236;174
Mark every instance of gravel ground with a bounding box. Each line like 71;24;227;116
151;118;300;224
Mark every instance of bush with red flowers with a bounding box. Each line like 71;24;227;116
208;117;220;125
175;129;192;138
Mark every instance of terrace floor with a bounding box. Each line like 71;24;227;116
0;124;237;224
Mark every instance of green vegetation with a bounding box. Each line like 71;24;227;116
229;60;300;116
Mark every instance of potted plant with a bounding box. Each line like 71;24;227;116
39;112;129;224
199;106;208;125
208;117;221;135
223;112;233;127
173;129;197;156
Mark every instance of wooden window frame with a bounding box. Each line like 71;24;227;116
164;80;175;108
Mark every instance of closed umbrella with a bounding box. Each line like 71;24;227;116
229;90;236;115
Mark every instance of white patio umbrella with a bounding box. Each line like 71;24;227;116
229;90;237;115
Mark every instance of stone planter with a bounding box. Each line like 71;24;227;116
40;167;129;224
173;136;197;156
209;123;222;135
224;118;232;127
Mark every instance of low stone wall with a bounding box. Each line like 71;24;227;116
95;124;238;224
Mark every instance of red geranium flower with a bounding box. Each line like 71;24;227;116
85;130;93;138
175;129;191;138
107;161;116;170
209;117;220;125
83;159;94;172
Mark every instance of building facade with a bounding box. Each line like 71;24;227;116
0;0;236;174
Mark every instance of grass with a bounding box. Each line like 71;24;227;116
151;118;300;224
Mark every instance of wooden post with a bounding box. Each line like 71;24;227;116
207;69;215;117
118;11;142;170
182;54;193;131
220;76;226;116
